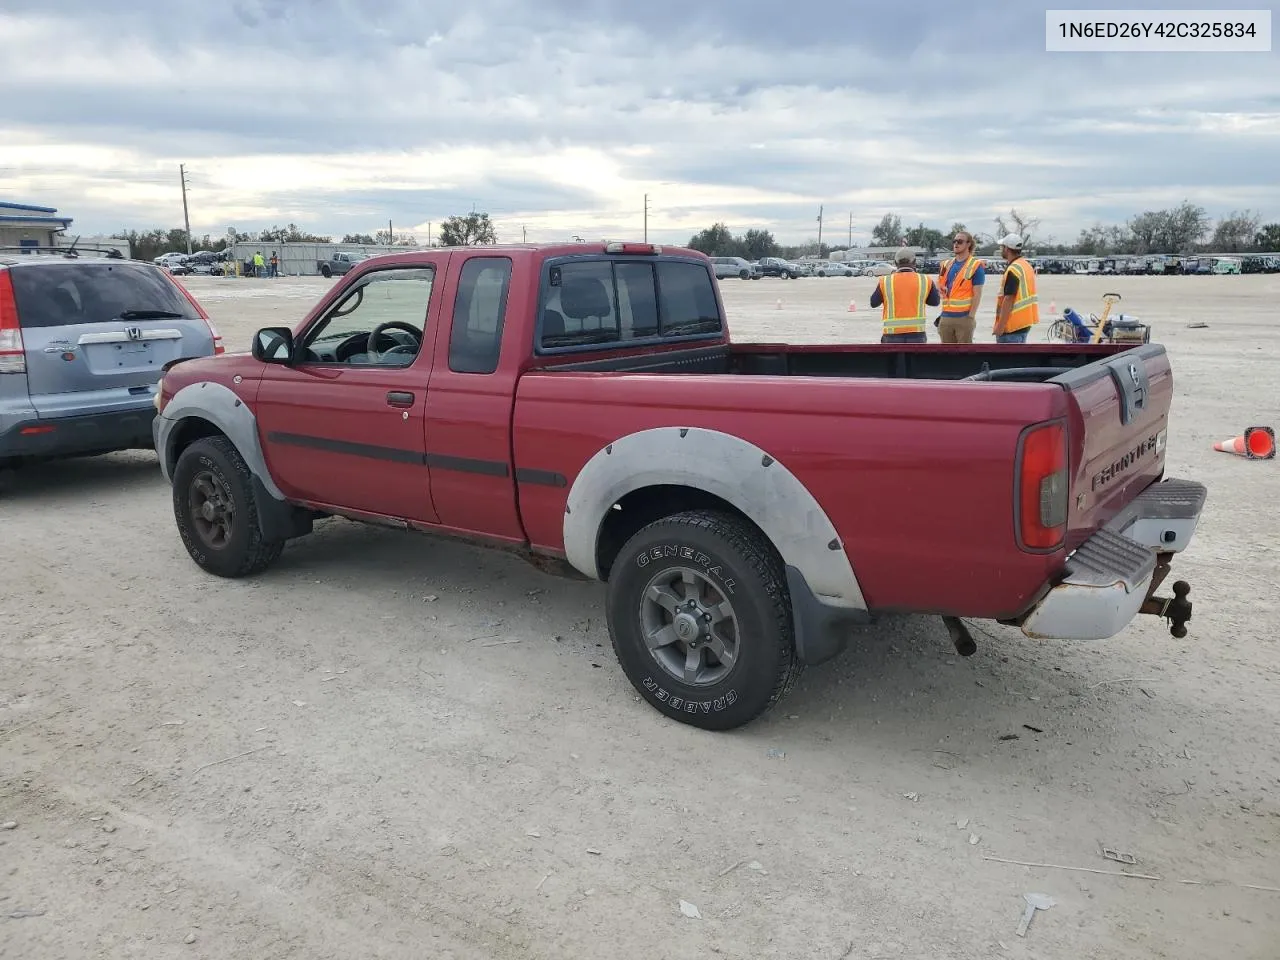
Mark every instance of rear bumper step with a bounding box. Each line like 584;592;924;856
1020;477;1206;641
1107;477;1207;553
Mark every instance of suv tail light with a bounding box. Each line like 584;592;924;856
0;270;25;374
1016;420;1068;550
167;275;224;354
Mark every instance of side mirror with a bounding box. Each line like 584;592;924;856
253;327;294;364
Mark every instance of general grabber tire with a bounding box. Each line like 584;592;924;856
605;509;803;731
172;436;285;578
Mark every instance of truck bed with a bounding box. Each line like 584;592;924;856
543;340;1139;380
517;339;1172;620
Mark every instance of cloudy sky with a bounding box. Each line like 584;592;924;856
1;0;1277;247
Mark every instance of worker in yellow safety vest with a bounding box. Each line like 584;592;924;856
935;230;985;343
992;233;1039;342
869;248;940;343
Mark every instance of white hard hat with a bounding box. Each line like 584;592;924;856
996;233;1024;249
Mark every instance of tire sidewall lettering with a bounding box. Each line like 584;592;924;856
634;543;737;596
641;676;738;713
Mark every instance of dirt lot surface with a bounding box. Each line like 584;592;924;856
3;271;1278;959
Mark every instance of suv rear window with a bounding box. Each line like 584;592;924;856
539;257;721;350
8;261;197;328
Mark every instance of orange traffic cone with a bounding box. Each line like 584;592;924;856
847;299;857;312
1213;426;1275;459
1049;300;1057;314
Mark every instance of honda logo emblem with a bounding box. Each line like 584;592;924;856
125;326;142;341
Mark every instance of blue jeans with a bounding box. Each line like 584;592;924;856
996;329;1029;343
881;332;927;344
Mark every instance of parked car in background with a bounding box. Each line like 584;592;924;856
0;250;223;472
1242;255;1280;274
709;256;756;280
317;251;368;278
1212;257;1241;275
811;261;855;277
154;252;188;271
756;257;800;278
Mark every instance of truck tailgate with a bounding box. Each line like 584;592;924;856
1056;343;1172;549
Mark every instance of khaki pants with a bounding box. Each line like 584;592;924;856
938;316;976;343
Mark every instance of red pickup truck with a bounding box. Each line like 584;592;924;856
153;241;1206;730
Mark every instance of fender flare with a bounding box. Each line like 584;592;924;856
155;381;286;502
562;426;867;616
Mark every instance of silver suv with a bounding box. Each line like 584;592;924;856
0;250;222;469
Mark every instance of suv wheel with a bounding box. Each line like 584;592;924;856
172;436;285;578
605;509;803;731
320;265;332;278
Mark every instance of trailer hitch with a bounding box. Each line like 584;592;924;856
1139;552;1193;638
1141;580;1193;638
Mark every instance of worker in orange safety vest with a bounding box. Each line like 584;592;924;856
992;233;1040;342
935;230;985;343
869;248;941;343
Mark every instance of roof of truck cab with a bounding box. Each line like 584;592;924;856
357;242;707;261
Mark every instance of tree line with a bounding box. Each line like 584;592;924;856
107;203;1280;264
110;213;498;261
864;204;1280;257
687;203;1280;261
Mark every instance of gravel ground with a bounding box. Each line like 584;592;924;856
2;271;1277;960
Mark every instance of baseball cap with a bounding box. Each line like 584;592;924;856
996;233;1024;250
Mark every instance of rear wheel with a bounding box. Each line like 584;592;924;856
172;436;285;578
605;509;802;731
320;265;332;278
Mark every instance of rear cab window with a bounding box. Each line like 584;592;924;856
8;262;198;328
536;255;722;353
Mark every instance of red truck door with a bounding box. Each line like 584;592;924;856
253;260;445;523
418;253;526;543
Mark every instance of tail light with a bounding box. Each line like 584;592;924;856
1016;420;1068;550
604;241;663;254
167;275;225;354
0;271;25;374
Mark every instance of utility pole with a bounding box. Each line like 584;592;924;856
644;193;649;242
179;164;192;254
522;224;527;243
848;212;853;248
388;219;393;245
816;205;824;254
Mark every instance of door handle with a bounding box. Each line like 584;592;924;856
386;390;415;408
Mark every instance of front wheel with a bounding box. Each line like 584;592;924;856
605;509;802;731
172;436;285;578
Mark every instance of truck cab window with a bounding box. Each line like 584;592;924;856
448;257;513;374
539;257;719;351
541;260;619;348
299;266;434;367
657;261;721;336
